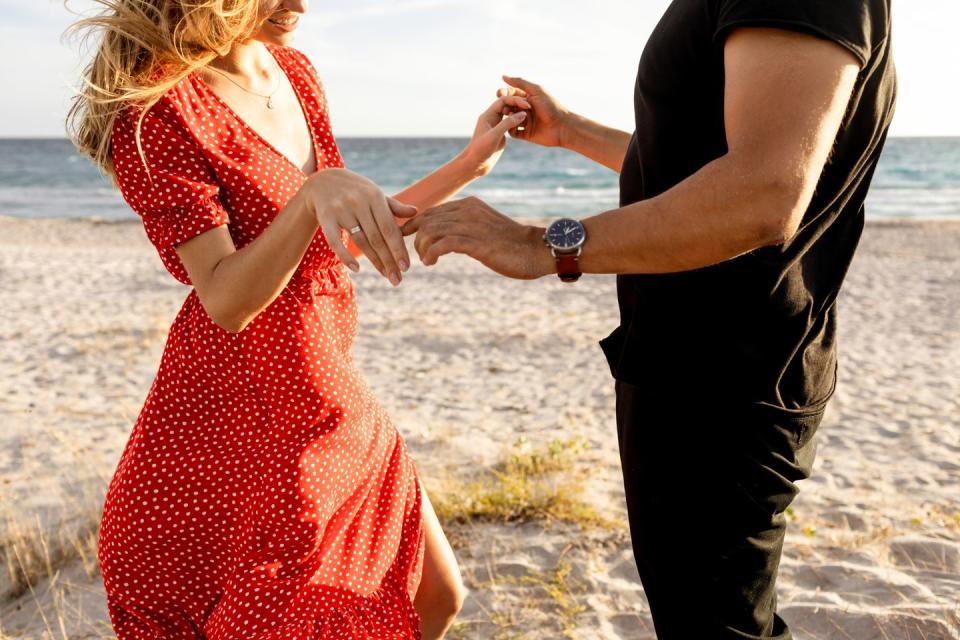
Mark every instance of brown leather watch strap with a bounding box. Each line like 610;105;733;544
555;253;582;282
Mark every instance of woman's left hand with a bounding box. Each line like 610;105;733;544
459;96;532;177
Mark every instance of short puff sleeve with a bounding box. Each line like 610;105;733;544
111;99;231;285
714;0;890;69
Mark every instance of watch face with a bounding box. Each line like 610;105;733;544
546;218;585;250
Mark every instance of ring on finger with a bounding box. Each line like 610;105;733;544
347;224;363;235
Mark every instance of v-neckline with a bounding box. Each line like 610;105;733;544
193;43;320;177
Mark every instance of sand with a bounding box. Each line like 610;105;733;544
0;215;957;639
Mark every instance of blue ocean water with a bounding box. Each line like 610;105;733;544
0;137;957;221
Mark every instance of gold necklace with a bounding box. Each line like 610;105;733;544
205;55;282;109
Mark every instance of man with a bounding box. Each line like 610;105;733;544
403;1;895;638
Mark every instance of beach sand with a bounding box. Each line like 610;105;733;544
0;216;957;639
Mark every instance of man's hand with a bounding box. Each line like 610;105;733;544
401;197;554;280
499;75;632;173
497;76;572;148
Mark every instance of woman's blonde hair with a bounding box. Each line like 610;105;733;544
63;0;264;185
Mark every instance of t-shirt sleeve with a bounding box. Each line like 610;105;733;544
111;100;230;282
714;0;886;68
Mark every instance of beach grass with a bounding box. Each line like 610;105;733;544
0;502;110;639
449;549;591;640
0;426;111;639
429;437;621;531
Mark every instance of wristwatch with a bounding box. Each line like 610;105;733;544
543;218;586;283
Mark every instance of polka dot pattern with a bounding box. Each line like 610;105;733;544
99;43;425;639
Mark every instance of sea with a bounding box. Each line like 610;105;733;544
0;137;958;221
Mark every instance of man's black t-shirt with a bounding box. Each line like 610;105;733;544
600;0;896;415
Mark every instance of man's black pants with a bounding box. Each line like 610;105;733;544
615;379;823;640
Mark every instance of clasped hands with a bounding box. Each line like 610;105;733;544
402;75;574;280
309;76;570;285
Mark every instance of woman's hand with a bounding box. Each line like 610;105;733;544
459;95;532;177
302;168;418;286
497;76;572;148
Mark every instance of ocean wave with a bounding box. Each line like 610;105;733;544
2;137;959;221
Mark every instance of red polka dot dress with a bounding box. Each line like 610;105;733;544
99;43;425;639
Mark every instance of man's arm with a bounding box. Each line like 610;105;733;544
562;112;633;174
406;28;861;277
577;27;860;274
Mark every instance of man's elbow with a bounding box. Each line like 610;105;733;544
752;176;810;247
756;212;802;247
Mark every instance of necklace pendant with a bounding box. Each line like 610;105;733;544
266;96;274;109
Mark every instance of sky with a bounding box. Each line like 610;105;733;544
1;0;958;138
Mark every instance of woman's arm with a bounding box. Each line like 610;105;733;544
497;76;631;173
183;96;530;319
177;169;417;333
390;96;531;213
390;153;485;215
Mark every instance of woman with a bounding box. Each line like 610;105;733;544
65;0;530;637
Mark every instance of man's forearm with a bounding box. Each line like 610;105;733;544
533;153;803;276
404;150;805;280
561;113;633;173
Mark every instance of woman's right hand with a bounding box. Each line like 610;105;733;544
303;168;418;286
497;76;572;148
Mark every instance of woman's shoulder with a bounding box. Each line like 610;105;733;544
269;43;322;83
113;74;212;148
110;84;210;184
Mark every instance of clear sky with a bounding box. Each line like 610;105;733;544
2;0;958;138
